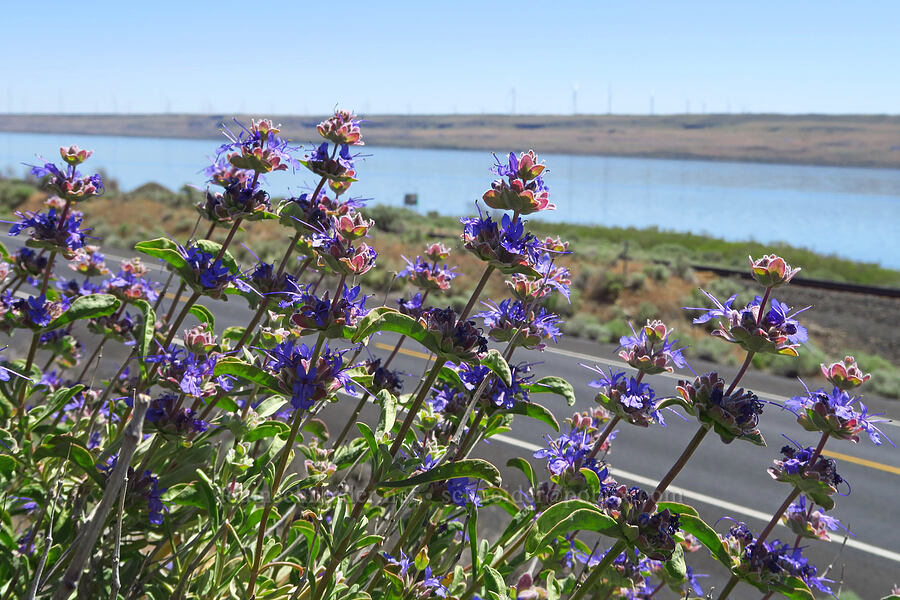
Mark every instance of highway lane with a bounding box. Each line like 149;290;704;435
3;236;898;597
330;337;900;598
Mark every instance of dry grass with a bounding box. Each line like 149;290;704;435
4;113;900;168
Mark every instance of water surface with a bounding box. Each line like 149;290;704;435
1;131;898;267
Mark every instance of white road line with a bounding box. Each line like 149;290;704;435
490;433;900;564
543;345;900;429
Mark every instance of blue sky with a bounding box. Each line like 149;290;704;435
5;1;899;115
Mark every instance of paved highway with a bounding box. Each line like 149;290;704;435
4;236;898;598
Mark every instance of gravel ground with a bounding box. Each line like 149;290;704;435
776;285;900;363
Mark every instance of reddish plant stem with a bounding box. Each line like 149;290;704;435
756;285;773;326
716;576;740;600
725;351;755;397
211;218;242;266
38;251;57;298
163;280;187;326
389;359;447;456
245;401;308;599
644;425;710;512
15;331;42;428
570;539;627;600
458;266;494;322
756;431;830;546
587;416;620;460
0;273;23;294
274;175;327;279
455;404;487;460
75;338;107;383
203;220;216;240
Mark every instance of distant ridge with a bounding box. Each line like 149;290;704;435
2;113;899;169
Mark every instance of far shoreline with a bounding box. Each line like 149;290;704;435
2;112;900;170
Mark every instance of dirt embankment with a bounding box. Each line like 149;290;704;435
3;113;900;169
775;285;900;364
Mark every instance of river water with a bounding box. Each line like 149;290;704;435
1;130;898;267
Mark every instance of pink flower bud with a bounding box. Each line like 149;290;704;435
643;319;670;344
749;254;800;287
541;236;569;253
341;244;377;275
516;150;545;181
121;257;150;277
59;145;93;165
821;356;871;391
334;212;373;241
317;109;364;145
183;324;216;354
250;118;280;139
328;178;353;196
423;242;451;262
516;573;533;593
44;195;67;210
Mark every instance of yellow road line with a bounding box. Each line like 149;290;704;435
373;342;432;361
822;449;900;476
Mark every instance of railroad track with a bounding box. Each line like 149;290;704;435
691;263;900;298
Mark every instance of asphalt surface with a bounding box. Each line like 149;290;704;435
4;236;898;599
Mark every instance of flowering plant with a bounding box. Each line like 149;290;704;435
0;117;891;600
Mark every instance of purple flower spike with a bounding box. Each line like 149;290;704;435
218;118;298;174
723;523;833;595
288;284;370;333
587;366;665;427
786;384;893;446
676;372;766;445
687;290;809;356
477;298;562;351
147;393;209;435
618;320;686;375
784;495;849;542
301;142;357;181
8;209;89;258
29;159;104;203
768;445;844;509
446;478;482;507
483;150;554;215
399;255;458;292
460;209;543;276
265;341;351;413
199;179;271;223
8;294;70;330
177;243;240;299
100;456;167;525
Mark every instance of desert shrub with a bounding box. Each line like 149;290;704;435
671;257;697;282
362;204;415;233
753;340;828;378
854;352;900;399
688;335;726;362
635;301;659;324
642;263;670;282
869;370;900;399
561;313;599;336
625;271;646;290
587;272;625;302
0;180;35;213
